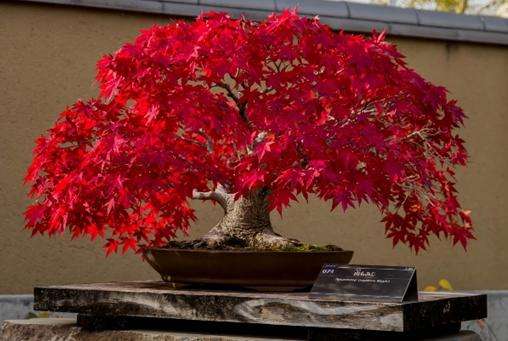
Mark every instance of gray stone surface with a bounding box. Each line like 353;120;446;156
0;318;483;340
463;290;508;341
416;9;484;30
73;0;165;13
482;16;508;33
0;296;33;323
18;0;508;45
275;0;349;17
389;23;459;40
347;2;418;25
159;0;198;4
1;318;288;341
161;3;214;18
200;0;275;11
454;30;508;45
319;16;390;33
33;281;486;333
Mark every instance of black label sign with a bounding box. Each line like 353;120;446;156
311;264;418;303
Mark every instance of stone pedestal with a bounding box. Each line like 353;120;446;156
2;281;487;340
1;318;482;340
1;318;287;340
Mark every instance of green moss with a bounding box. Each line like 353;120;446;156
279;244;342;252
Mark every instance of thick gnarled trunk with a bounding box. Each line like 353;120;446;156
192;186;300;249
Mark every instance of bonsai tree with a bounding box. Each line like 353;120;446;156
24;11;473;254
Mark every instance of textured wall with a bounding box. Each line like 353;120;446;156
1;2;507;293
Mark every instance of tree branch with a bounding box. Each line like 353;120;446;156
296;142;309;168
212;82;252;129
223;83;252;129
192;186;230;212
177;135;208;150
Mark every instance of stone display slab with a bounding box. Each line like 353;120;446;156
34;281;486;333
1;318;483;341
2;318;485;341
1;318;287;341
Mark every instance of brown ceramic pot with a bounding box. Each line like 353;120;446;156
145;248;353;290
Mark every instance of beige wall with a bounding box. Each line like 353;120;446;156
1;2;507;294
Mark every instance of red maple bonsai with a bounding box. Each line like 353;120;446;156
24;11;473;255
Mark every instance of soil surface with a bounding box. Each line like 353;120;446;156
165;239;343;252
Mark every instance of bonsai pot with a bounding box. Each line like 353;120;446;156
145;247;354;290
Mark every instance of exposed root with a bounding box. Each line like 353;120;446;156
197;231;239;249
167;229;342;251
251;229;302;249
178;185;343;251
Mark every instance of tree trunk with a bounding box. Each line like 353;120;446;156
194;187;301;249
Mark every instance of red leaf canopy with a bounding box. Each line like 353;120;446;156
24;11;473;254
